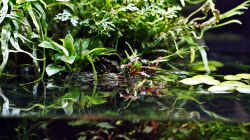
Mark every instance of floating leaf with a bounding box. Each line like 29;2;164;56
180;75;220;86
224;75;242;80
220;81;246;87
180;78;201;85
235;73;250;80
236;85;250;94
203;79;220;86
193;75;220;85
208;85;234;93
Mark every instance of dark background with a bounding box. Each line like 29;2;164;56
205;0;250;72
211;0;250;38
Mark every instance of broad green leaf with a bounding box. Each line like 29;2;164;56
59;55;76;64
236;85;250;94
224;75;242;81
63;34;75;55
46;64;65;76
81;38;91;50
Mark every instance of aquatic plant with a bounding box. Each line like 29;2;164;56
180;73;250;94
1;0;250;82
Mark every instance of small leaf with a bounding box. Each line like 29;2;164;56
88;96;107;105
220;81;246;87
180;78;201;85
62;100;73;116
180;0;185;7
236;85;250;94
59;55;76;64
193;75;220;85
97;122;115;129
235;73;250;80
46;64;65;76
208;85;234;93
224;75;242;80
39;40;69;56
203;79;220;86
0;0;8;24
63;34;75;55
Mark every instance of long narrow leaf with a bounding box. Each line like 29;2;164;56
39;40;69;56
27;3;40;33
0;24;11;74
9;37;43;61
0;0;8;24
198;45;210;73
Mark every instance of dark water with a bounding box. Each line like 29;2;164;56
0;36;250;122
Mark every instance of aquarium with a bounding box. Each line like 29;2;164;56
1;0;250;139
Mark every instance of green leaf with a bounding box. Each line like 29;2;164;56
46;64;65;76
224;75;242;81
0;24;11;74
17;0;26;4
180;78;201;85
180;0;185;6
235;73;250;80
62;100;74;116
236;85;250;94
220;81;246;87
39;40;69;56
0;0;8;24
27;3;40;33
180;75;220;86
88;96;107;105
63;34;75;55
97;122;115;129
59;55;76;64
208;85;234;93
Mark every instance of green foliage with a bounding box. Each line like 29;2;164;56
0;0;250;83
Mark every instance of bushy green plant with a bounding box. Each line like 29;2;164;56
1;0;250;81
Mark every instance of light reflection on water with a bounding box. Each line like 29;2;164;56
1;74;250;122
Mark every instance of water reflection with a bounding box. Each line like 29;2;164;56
1;74;250;122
